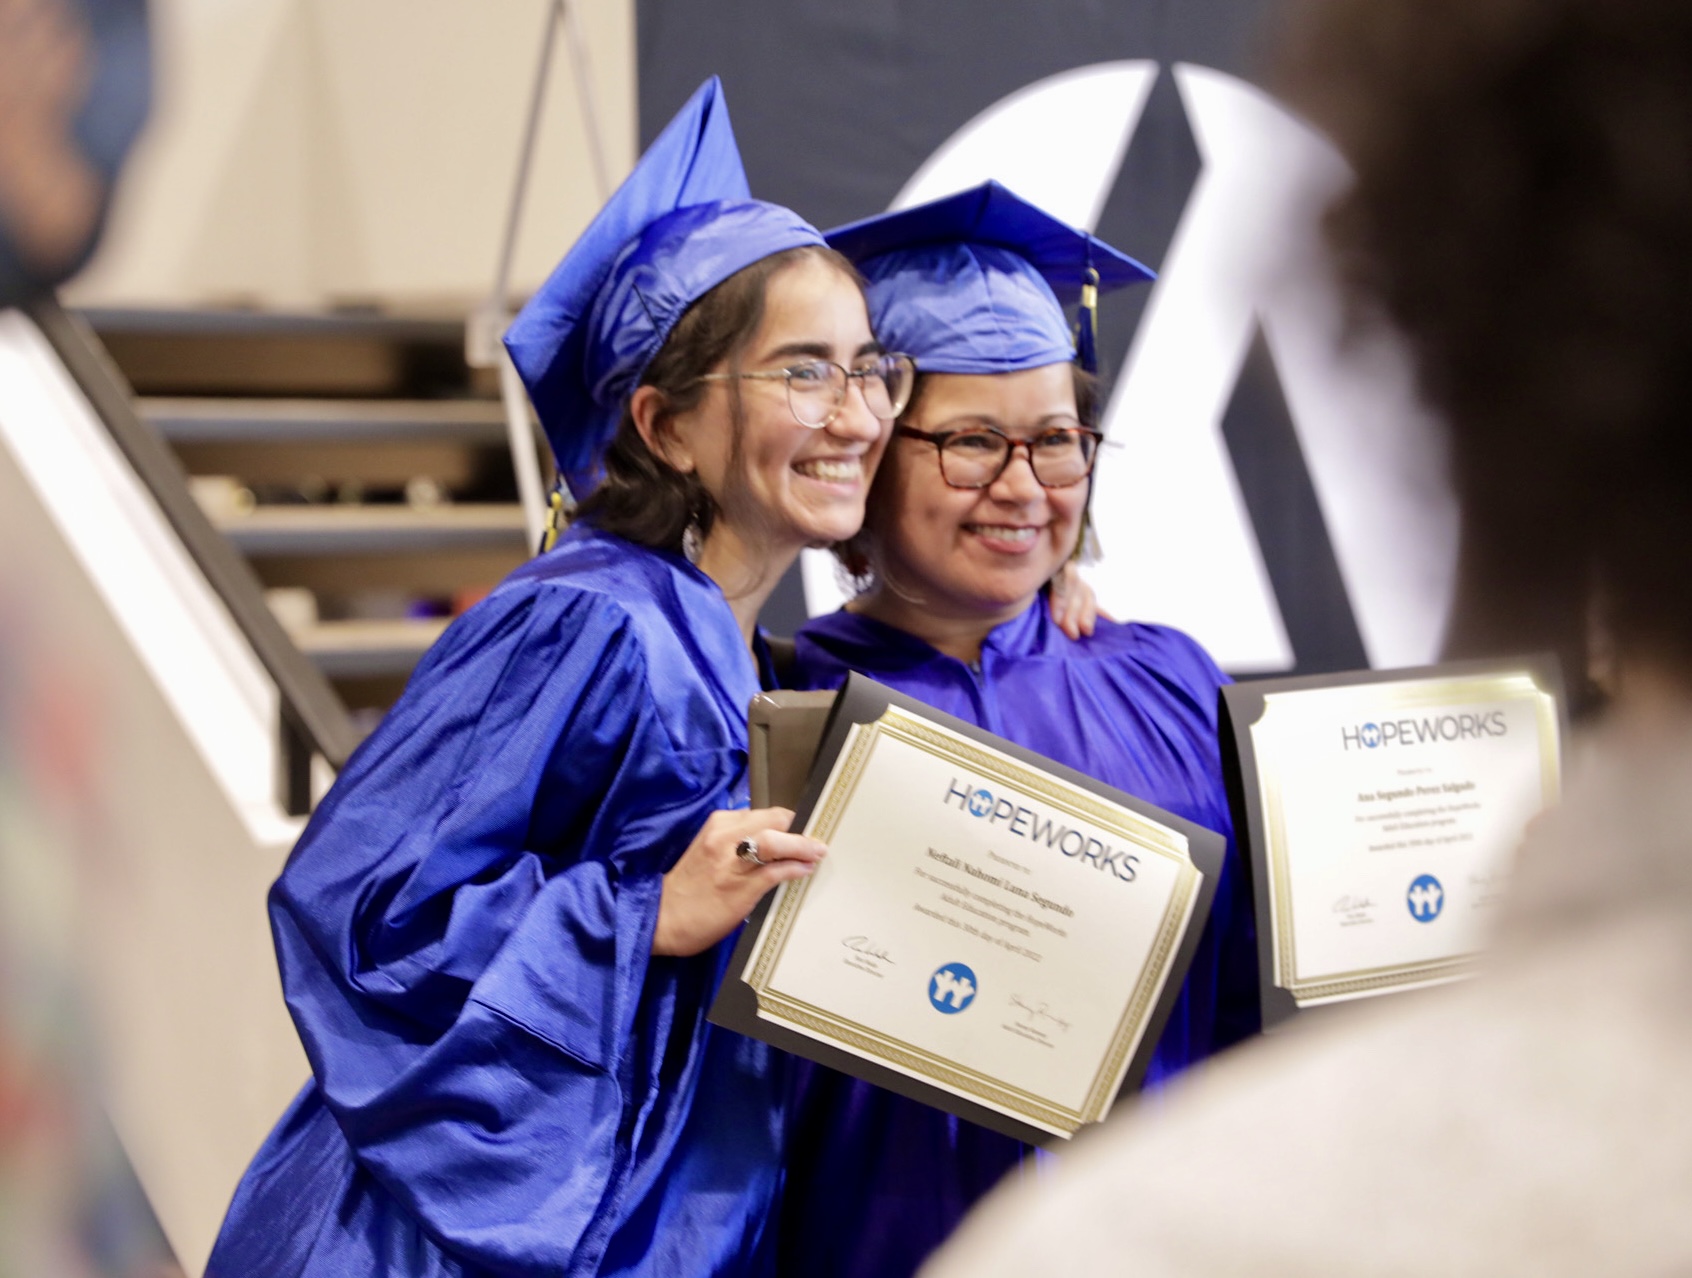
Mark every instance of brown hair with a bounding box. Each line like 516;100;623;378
1283;0;1692;698
576;244;861;551
832;362;1099;585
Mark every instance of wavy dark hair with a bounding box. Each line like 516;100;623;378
831;363;1100;587
576;244;861;552
1283;0;1692;697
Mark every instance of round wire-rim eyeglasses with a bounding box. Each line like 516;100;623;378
698;352;916;428
895;419;1105;489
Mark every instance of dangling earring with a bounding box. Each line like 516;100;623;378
682;518;704;566
1074;508;1103;565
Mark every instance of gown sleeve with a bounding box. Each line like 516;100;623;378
267;581;741;1273
1127;623;1262;1053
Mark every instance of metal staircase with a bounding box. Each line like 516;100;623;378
84;307;535;741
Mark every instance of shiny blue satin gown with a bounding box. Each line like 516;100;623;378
777;604;1260;1278
207;526;785;1277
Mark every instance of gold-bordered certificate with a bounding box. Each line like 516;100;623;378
1221;658;1562;1027
711;675;1225;1143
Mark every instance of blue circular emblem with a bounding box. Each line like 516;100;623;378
1360;722;1382;748
928;962;978;1014
967;788;994;817
1406;873;1445;922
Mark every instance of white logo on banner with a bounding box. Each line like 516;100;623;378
800;63;1458;673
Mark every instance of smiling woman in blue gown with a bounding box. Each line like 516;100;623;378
775;182;1261;1278
203;78;915;1278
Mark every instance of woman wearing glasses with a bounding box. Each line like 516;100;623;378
775;182;1260;1278
205;80;913;1278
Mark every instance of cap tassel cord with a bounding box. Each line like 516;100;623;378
1076;258;1103;563
1075;264;1101;375
539;478;574;554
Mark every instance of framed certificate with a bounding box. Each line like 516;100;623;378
1220;657;1563;1029
711;674;1225;1144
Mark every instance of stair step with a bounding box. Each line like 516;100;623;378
82;306;467;341
139;397;508;443
215;504;528;555
81;307;477;398
291;617;452;678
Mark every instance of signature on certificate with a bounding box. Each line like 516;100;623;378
1009;994;1070;1032
842;935;895;964
1332;894;1378;915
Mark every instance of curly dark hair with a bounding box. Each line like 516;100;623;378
831;363;1100;586
576;244;861;552
1283;0;1692;693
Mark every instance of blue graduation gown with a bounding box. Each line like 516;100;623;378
776;604;1259;1278
207;526;786;1278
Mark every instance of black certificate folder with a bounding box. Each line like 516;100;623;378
711;673;1225;1146
1219;656;1564;1032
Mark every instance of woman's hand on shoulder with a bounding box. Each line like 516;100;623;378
652;808;827;957
1049;562;1109;640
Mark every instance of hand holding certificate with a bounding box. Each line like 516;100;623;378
712;675;1224;1143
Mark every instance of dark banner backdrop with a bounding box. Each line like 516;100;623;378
635;0;1456;676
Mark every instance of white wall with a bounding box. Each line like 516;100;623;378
65;0;637;311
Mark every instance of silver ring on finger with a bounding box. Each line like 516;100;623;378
735;837;766;868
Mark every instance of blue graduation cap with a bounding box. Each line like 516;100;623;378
824;180;1153;376
505;77;825;492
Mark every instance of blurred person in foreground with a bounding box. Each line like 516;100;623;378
1;0;172;1273
0;0;148;305
919;1;1692;1274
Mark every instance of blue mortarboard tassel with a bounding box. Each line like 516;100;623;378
1075;265;1102;376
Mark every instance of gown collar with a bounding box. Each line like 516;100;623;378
799;597;1053;671
520;522;762;697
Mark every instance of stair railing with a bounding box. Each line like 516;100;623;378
23;297;362;815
